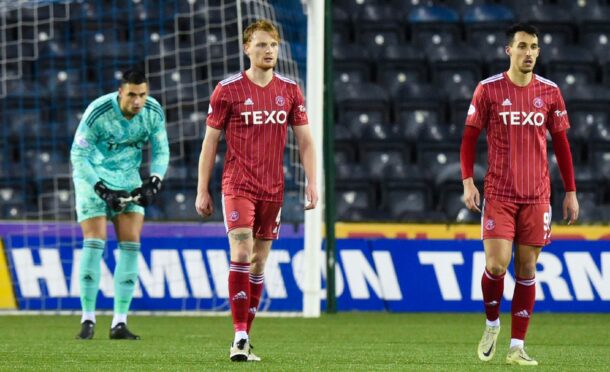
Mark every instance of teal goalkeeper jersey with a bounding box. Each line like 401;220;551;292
70;92;169;189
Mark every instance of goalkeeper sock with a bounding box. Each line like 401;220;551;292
79;239;105;315
229;261;250;333
511;276;536;340
247;272;264;334
111;314;127;328
481;267;505;322
113;242;140;317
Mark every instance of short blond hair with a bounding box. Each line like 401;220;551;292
243;19;281;44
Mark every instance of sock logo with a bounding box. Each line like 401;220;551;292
249;307;257;314
514;310;530;318
232;291;248;301
485;300;499;306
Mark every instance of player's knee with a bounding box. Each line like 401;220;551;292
233;249;251;263
518;263;537;278
251;249;268;266
250;257;266;272
487;263;507;276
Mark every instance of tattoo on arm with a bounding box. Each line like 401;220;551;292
230;231;252;241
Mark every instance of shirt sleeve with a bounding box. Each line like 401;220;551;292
206;84;231;129
70;103;101;187
289;84;308;126
465;83;489;130
149;107;170;179
547;88;570;134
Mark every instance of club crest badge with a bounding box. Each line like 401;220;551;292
230;210;239;222
275;95;285;106
533;97;544;108
485;219;496;231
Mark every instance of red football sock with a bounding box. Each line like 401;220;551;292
229;261;250;333
481;268;505;322
511;276;536;340
247;273;264;334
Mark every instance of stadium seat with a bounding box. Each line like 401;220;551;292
552;180;604;223
335;0;386;12
333;44;372;84
427;44;482;87
516;4;574;48
160;186;200;221
348;121;394;141
392;83;446;132
444;80;477;125
335;181;379;221
591;144;610;181
27;149;70;181
353;4;405;47
563;84;610;142
335;163;369;182
407;5;461;50
335;82;390;128
544;45;597;86
462;4;514;23
416;143;462;182
463;4;513;75
333;5;352;46
282;190;305;223
40;188;75;221
360;142;411;180
376;45;428;94
164;164;190;181
382;181;434;221
438;181;480;222
334;141;357;166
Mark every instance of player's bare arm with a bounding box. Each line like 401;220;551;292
462;177;481;213
292;124;318;210
196;126;222;217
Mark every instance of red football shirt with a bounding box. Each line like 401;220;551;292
206;71;309;202
466;72;570;204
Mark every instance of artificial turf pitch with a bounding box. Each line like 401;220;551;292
0;313;608;371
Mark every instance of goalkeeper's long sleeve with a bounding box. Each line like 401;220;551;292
148;108;169;179
71;127;100;187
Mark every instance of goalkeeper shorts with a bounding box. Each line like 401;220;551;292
222;194;282;240
73;178;144;223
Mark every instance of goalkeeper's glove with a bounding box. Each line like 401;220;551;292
130;176;162;207
94;181;132;212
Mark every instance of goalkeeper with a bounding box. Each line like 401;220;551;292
70;69;169;340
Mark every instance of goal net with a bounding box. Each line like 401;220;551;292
0;0;321;316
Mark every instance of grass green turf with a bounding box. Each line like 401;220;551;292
0;313;608;371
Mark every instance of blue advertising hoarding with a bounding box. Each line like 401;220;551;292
4;234;609;312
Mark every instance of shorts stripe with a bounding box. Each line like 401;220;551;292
221;193;228;233
480;199;486;240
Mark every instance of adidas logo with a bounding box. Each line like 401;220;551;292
501;98;512;106
244;98;254;105
249;307;257;314
514;310;530;318
485;300;499;307
232;291;248;301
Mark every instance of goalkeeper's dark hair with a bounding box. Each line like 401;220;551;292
506;23;539;46
120;69;148;85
